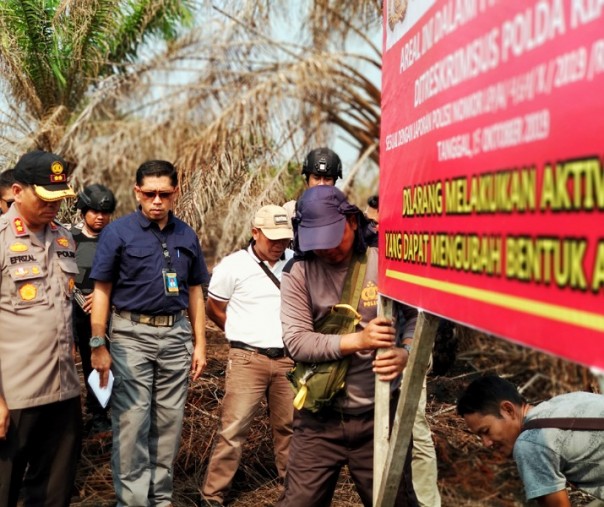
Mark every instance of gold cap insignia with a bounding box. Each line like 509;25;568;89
9;242;28;252
32;265;41;275
51;161;64;175
19;283;37;301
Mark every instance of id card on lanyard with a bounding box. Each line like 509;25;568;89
152;228;180;297
163;268;179;295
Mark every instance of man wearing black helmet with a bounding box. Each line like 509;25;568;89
72;184;116;435
283;147;342;219
301;147;342;186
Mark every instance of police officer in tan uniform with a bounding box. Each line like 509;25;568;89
0;150;81;507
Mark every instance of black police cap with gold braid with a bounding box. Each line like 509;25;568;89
14;150;76;202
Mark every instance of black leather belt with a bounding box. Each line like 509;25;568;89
230;341;285;359
116;310;185;327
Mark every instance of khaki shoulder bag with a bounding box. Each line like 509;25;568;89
286;252;368;413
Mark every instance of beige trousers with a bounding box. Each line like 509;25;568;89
412;379;441;507
202;348;294;504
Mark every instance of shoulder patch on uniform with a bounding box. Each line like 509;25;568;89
56;237;70;248
361;280;378;308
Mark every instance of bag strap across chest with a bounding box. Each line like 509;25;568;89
337;252;368;311
245;246;282;289
522;417;604;432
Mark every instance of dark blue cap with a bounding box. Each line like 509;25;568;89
296;186;359;251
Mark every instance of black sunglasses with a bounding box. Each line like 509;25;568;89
138;189;175;200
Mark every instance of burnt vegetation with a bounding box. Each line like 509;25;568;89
73;322;599;506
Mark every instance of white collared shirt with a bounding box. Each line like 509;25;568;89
208;245;293;348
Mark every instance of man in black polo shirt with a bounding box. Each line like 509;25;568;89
72;184;116;435
90;160;209;507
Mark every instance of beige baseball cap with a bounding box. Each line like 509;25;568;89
253;205;293;240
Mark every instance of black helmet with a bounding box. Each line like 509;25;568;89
76;184;116;213
302;147;342;180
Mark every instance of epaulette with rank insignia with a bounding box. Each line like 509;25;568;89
13;217;28;237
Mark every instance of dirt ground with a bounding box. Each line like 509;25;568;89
73;324;601;507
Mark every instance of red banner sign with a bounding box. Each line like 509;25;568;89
381;0;604;368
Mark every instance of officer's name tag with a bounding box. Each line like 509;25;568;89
162;269;179;296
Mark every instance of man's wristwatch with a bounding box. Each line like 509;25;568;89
401;343;413;354
89;336;106;349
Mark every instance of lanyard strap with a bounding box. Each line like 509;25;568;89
150;228;174;271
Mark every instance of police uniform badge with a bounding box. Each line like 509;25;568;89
51;161;64;175
9;242;28;252
19;283;37;301
14;267;29;278
361;281;378;308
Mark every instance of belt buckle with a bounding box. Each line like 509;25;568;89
137;314;151;325
153;315;171;327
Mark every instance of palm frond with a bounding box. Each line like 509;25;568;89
2;0;383;257
0;0;57;108
108;0;195;65
52;0;116;108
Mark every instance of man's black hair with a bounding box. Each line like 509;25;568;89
136;160;178;187
0;169;16;190
457;375;525;418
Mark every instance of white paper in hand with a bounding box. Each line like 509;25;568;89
87;370;114;408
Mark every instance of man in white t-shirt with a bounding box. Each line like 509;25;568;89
201;205;295;506
458;375;604;506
